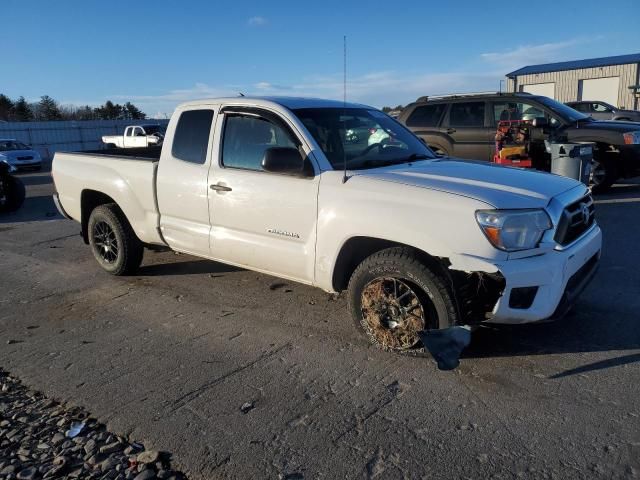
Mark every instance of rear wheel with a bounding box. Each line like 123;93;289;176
347;247;457;354
88;204;143;275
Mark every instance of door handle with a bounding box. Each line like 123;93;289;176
446;128;456;134
210;183;232;192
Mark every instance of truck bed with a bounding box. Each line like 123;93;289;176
52;149;164;245
78;146;162;161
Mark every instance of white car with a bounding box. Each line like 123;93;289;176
0;139;42;171
102;125;164;149
52;97;601;354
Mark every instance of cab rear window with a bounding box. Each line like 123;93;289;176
172;109;214;164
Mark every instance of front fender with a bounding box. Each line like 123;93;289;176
314;172;505;291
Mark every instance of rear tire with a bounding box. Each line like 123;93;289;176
347;247;458;354
88;204;143;275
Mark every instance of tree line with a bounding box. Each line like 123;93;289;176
381;105;404;113
0;94;147;122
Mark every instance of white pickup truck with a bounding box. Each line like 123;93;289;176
102;124;164;149
53;97;602;353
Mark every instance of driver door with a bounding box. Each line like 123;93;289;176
207;108;320;283
590;102;613;120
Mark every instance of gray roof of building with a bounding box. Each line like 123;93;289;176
506;53;640;78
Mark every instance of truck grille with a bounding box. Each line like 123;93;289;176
554;194;595;246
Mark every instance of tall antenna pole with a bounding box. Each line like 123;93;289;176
342;35;348;184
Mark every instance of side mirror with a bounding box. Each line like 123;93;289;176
532;117;548;128
262;147;306;176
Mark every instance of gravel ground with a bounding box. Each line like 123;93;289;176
0;369;186;480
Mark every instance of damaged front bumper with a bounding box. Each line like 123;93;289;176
453;223;602;325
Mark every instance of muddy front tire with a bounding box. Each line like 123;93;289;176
88;204;143;275
347;247;458;354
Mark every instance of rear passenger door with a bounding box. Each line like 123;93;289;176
156;105;217;256
403;104;449;154
443;101;492;160
590;102;614;120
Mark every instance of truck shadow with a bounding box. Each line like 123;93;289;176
465;309;640;360
137;259;243;276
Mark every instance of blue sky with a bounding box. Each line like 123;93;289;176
3;0;639;117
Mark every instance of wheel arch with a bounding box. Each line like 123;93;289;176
331;236;450;292
80;190;120;244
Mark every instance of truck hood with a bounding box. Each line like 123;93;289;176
570;119;640;133
354;159;582;209
615;109;640;118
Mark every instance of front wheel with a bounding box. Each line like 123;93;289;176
88;204;143;275
590;157;617;194
347;247;458;354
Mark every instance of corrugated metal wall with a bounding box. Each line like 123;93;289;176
507;63;639;108
0;119;170;160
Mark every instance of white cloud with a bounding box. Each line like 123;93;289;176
480;37;595;71
111;70;501;116
247;16;267;26
249;70;501;107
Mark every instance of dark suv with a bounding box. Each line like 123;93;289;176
398;92;640;192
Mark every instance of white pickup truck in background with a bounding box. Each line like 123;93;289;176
52;97;602;354
102;124;164;149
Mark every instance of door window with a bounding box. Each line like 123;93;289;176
492;101;553;124
571;103;590;113
172;109;214;164
222;114;297;171
592;103;613;113
449;102;485;127
405;104;446;127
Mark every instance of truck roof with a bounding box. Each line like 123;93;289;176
178;96;373;110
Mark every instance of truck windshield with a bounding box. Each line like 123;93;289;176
535;97;592;123
293;108;436;170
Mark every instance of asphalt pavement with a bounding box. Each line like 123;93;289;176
1;164;639;479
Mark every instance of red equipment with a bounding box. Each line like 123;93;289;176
493;120;533;168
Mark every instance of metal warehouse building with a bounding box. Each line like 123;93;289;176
506;53;640;110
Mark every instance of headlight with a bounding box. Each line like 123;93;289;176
623;131;640;145
476;209;552;251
